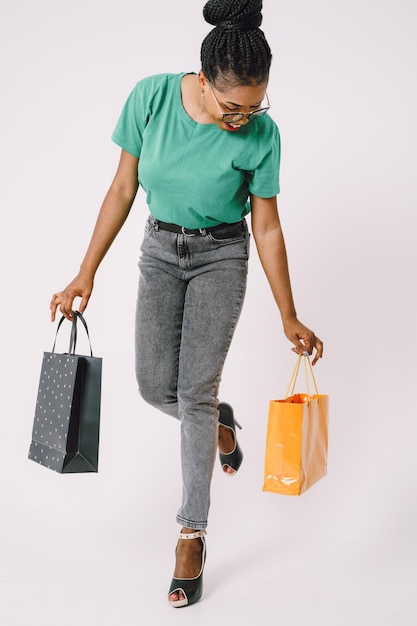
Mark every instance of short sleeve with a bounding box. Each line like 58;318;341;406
248;123;281;197
111;81;152;158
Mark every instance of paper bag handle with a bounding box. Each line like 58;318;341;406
52;311;94;356
285;354;319;398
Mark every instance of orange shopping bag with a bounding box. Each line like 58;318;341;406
263;354;329;496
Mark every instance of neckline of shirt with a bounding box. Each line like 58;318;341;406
175;72;220;131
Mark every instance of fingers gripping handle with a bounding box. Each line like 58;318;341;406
285;354;319;398
51;311;94;356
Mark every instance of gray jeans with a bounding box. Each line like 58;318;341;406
136;215;249;529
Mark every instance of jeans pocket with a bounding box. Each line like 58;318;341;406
207;233;245;243
207;221;247;243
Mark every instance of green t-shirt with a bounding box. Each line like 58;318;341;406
111;73;280;228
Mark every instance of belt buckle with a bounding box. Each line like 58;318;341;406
182;226;196;236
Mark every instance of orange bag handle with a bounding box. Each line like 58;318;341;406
285;353;319;398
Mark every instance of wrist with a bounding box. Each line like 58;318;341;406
281;311;298;324
78;264;96;281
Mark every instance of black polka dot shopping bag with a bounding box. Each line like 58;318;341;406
28;311;102;473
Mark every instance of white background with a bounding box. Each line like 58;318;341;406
1;0;416;623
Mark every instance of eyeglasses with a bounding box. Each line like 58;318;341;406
208;83;270;123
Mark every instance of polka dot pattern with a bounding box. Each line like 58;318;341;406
28;352;79;472
28;350;102;473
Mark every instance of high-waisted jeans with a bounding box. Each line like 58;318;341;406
136;215;250;530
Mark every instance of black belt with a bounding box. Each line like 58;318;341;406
155;219;244;237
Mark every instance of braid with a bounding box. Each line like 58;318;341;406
201;0;272;88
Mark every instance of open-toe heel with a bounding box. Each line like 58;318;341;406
218;402;243;475
168;530;207;608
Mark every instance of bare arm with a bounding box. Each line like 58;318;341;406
50;149;139;321
250;194;323;364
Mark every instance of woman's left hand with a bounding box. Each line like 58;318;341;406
283;317;323;365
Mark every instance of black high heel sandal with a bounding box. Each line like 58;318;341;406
218;402;243;475
168;530;207;608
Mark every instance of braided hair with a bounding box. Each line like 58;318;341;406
201;0;272;89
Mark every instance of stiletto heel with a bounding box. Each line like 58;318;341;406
218;402;243;475
168;530;207;608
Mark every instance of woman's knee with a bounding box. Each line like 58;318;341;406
137;374;178;417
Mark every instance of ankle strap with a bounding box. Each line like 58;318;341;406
178;529;207;540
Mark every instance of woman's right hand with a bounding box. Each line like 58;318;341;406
50;273;94;322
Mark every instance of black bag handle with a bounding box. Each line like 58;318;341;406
52;311;94;356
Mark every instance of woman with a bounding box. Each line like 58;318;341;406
50;0;323;608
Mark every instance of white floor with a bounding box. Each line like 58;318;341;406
2;388;415;626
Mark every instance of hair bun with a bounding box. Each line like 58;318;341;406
203;0;263;31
